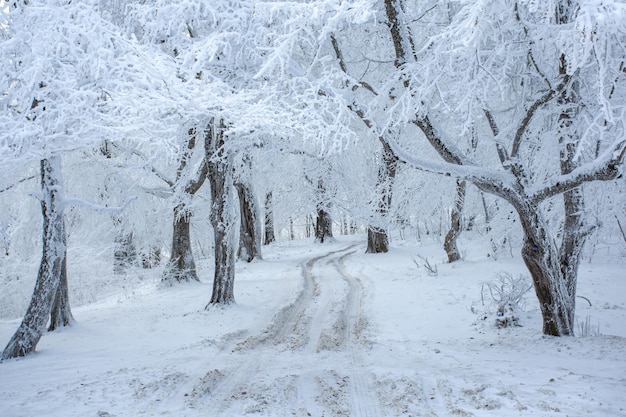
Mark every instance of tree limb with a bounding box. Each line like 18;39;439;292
511;88;558;158
412;115;468;166
482;109;509;164
530;139;626;203
384;133;517;201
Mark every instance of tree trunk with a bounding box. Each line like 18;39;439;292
205;120;236;305
443;179;466;263
366;227;388;253
235;182;261;262
314;179;333;243
48;253;73;331
315;207;333;243
367;140;398;253
2;157;67;360
263;192;276;245
162;129;208;284
163;205;199;283
516;202;574;336
553;1;587;334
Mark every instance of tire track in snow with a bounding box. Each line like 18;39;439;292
333;252;383;417
233;245;357;352
204;244;360;415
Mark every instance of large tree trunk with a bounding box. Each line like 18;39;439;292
2;157;67;360
162;130;207;284
163;205;199;283
367;140;398;253
235;182;261;262
443;179;466;263
517;204;574;336
263;191;276;245
206;120;236;305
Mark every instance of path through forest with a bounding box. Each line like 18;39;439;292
1;238;625;417
198;244;386;416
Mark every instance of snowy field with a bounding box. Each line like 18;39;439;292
1;235;625;417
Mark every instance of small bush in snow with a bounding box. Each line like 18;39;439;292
576;315;602;338
481;272;532;328
412;254;438;276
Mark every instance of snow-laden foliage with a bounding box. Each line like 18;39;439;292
0;1;122;162
351;0;626;336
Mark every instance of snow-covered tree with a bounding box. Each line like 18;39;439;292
0;0;189;358
379;0;626;336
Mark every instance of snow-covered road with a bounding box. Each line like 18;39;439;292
1;237;625;416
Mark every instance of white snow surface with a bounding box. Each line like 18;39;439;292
1;236;625;417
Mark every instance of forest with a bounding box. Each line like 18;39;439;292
0;0;625;415
0;0;626;417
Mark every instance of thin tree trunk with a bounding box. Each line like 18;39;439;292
553;1;587;335
314;180;333;243
443;179;466;263
367;141;398;253
205;120;236;305
2;157;67;359
315;207;333;243
263;192;276;245
235;182;261;262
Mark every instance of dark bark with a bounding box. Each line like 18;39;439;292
2;157;67;360
235;182;261;262
163;206;199;283
367;141;398;254
162;130;207;284
516;202;574;336
263;192;276;245
205;120;236;305
48;253;73;331
443;179;466;263
315;207;333;243
366;227;389;253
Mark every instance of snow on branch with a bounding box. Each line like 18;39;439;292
63;195;138;214
529;138;626;203
384;133;516;200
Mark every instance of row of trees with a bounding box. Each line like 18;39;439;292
1;0;624;359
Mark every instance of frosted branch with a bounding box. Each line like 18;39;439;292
63;196;138;214
530;138;626;203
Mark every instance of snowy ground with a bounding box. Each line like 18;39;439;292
1;235;625;417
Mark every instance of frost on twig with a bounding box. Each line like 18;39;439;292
412;254;438;276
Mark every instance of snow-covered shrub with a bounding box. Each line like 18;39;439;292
480;272;532;328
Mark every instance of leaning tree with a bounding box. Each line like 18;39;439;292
0;0;140;359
